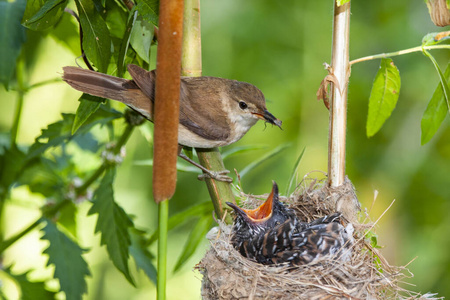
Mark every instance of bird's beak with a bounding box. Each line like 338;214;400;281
253;109;282;129
227;182;278;224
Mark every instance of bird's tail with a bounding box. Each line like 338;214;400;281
62;66;153;119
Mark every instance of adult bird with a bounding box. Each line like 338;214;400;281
62;65;282;181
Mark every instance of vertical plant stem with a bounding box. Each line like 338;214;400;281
11;58;25;148
181;0;234;223
328;1;351;187
157;199;169;300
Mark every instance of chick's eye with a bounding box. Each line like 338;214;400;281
239;101;248;110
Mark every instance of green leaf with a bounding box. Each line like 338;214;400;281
147;201;212;245
136;0;159;26
4;266;57;300
88;168;135;285
72;94;105;134
422;31;450;46
130;12;154;64
104;1;128;39
28;114;75;158
28;108;121;158
239;143;290;179
366;58;401;137
421;57;450;144
129;228;157;284
117;10;138;77
22;0;68;31
18;157;65;198
173;214;212;272
58;202;78;238
41;220;90;300
285;147;306;195
74;0;112;72
0;146;26;197
221;145;267;160
0;0;27;88
50;13;80;56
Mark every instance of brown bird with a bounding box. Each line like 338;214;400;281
227;182;354;265
62;65;282;181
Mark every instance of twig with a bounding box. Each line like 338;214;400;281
349;44;450;66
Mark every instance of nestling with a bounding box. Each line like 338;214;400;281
227;182;354;265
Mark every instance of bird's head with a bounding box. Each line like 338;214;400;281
226;182;292;244
227;81;282;130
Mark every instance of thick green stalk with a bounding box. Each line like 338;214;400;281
181;0;234;223
157;200;169;300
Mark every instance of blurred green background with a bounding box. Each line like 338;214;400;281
1;0;450;299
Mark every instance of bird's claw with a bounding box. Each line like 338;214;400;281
198;170;232;183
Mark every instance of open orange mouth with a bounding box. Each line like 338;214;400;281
227;182;277;223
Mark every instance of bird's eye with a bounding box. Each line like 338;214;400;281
239;101;248;110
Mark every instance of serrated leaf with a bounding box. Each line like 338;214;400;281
173;214;212;272
72;94;105;134
58;202;78;238
28;108;121;158
421;57;450;144
129;228;157;284
0;0;27;88
88;168;135;285
366;58;401;137
74;0;111;72
285;147;306;195
130;12;154;64
41;220;90;300
4;266;57;300
147;201;212;245
17;157;65;198
136;0;159;26
22;0;68;31
221;145;267;160
0;146;26;196
239;143;290;179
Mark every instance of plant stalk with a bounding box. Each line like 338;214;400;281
328;1;351;187
350;44;450;65
10;59;25;148
181;0;234;223
157;199;169;300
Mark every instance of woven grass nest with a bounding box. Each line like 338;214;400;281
197;175;441;300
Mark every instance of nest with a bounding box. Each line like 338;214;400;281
196;175;442;300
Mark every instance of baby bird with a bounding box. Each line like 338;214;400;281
227;182;353;265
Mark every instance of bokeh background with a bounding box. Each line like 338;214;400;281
1;0;449;299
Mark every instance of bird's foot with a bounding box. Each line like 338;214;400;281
198;169;232;183
178;152;233;183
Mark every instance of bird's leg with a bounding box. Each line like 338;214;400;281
177;148;232;183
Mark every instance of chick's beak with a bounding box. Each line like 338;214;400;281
226;182;278;224
252;109;282;129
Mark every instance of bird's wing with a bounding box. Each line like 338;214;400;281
178;77;231;142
